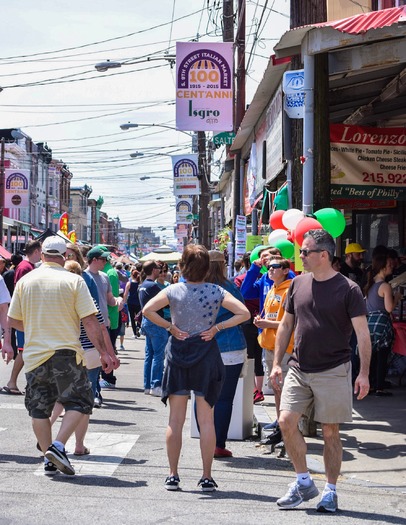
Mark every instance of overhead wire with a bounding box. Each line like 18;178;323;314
2;2;287;232
0;8;205;62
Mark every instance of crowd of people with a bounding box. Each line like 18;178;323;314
0;231;404;512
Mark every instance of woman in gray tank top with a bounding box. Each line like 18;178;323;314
364;253;402;396
143;245;250;493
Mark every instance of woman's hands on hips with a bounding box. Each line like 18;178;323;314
200;326;217;341
170;325;189;340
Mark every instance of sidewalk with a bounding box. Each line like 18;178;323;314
255;379;406;490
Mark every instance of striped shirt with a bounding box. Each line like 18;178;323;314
80;300;104;350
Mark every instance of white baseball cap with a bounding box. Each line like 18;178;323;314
41;236;67;256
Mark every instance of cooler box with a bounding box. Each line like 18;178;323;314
190;359;254;440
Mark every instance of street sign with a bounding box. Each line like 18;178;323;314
52;213;61;219
283;70;304;119
213;131;235;147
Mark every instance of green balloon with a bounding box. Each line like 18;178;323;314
314;208;346;238
273;239;294;259
250;245;265;264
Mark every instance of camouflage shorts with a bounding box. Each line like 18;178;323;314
25;349;94;419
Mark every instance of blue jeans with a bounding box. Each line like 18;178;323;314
141;318;168;390
16;330;25;349
214;362;243;449
87;366;102;398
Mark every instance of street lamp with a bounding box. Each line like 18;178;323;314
140;176;173;181
94;60;122;72
130;151;173;159
121;122;194;139
95;55;175;72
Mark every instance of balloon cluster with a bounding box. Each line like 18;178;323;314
265;207;346;260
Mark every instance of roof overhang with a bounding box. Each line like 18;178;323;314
275;6;406;58
230;6;406;161
230;56;291;152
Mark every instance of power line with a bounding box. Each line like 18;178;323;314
0;8;204;62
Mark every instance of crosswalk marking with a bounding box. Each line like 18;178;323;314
0;403;26;410
35;432;139;477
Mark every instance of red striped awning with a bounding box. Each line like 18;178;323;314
316;5;406;34
0;245;12;259
275;6;406;56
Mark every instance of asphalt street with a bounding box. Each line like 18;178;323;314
0;331;404;525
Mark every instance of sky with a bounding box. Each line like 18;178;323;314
0;0;290;244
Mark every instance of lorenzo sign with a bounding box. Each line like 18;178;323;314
176;42;233;132
330;124;406;201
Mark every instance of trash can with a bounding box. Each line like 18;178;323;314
190;359;254;440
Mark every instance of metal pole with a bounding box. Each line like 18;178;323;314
198;131;210;248
302;48;315;215
0;138;5;246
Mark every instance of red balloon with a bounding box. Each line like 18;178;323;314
295;217;323;246
287;233;293;243
269;210;286;230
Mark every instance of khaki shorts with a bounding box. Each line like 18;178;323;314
280;362;353;424
263;350;290;377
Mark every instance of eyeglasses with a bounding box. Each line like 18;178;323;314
268;263;283;269
66;253;76;260
299;249;324;257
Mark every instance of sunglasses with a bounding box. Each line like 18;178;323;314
299;249;324;257
268;263;283;269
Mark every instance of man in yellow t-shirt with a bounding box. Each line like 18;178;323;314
5;236;114;477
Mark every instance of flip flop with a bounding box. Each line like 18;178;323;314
73;447;90;456
2;386;24;395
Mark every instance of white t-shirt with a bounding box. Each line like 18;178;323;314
0;275;11;333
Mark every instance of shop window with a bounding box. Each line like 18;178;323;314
373;0;406;8
353;211;400;263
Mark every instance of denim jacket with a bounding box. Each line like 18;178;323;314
214;279;247;353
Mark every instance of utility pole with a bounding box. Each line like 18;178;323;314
198;131;210;247
0;138;4;245
223;0;234;42
233;0;246;229
290;0;327;210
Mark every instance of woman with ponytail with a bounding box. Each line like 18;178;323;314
363;253;402;396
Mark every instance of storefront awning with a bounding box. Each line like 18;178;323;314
273;6;406;128
0;245;12;259
230;55;291;153
275;6;406;57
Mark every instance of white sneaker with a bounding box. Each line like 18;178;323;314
150;386;162;397
144;389;151;395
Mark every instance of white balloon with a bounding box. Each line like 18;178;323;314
282;208;305;230
268;229;288;245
